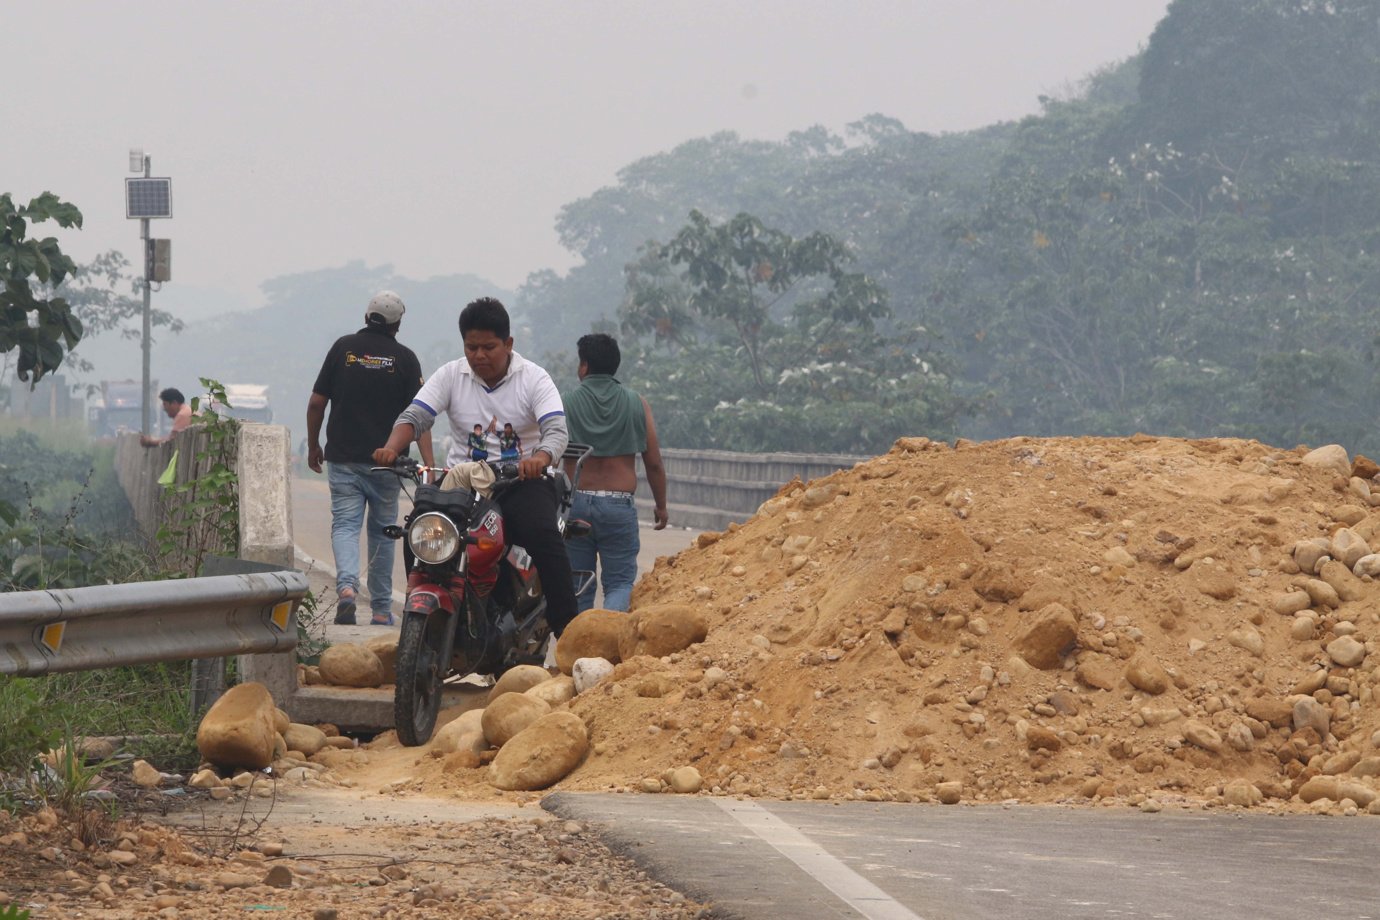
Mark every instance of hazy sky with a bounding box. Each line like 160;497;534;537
5;1;1171;317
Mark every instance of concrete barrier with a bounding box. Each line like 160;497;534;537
634;447;869;531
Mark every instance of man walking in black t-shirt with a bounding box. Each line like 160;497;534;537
306;291;432;626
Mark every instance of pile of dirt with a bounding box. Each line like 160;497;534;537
383;434;1380;811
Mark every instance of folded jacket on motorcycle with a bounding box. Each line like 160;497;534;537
440;461;497;496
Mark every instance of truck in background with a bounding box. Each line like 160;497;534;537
212;383;273;424
88;379;162;440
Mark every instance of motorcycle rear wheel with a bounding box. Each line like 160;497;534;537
394;609;453;746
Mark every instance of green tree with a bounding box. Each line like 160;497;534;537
618;211;964;453
57;250;184;379
0;192;84;385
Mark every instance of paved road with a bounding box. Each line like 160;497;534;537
543;794;1378;920
290;474;700;642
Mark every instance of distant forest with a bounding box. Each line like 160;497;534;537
511;0;1380;457
146;0;1380;460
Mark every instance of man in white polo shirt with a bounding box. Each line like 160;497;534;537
371;296;579;636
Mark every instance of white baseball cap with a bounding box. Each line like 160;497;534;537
366;290;406;325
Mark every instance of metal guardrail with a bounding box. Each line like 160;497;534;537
0;571;307;677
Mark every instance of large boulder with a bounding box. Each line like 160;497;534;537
524;675;576;708
363;634;399;684
488;712;589;791
555;609;628;674
1014;603;1079;670
432;709;486;754
481;693;551;748
617;605;708;660
318;644;386;688
488;664;553;704
197;682;278;770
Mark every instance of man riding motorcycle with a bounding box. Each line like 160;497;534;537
371;296;580;638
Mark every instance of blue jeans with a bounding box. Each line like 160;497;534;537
327;462;401;617
565;491;640;613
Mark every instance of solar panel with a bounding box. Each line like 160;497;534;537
125;178;173;219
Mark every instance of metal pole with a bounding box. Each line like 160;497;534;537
140;155;152;436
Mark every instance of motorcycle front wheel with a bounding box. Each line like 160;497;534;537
394;609;455;746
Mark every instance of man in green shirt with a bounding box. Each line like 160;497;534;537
562;334;668;612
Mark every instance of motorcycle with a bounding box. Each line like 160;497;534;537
377;444;594;746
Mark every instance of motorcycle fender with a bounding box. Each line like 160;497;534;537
406;586;454;616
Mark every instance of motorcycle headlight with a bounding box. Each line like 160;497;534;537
408;512;461;564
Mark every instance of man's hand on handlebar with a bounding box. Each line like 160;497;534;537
518;452;552;481
372;447;399;467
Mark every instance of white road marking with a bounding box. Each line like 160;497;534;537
713;799;927;920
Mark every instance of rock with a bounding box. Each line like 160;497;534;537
432;710;487;754
318;644;386;688
1075;655;1120;691
801;484;838;509
488;664;554;704
488;711;589;791
79;737;116;762
617;604;708;660
1297;578;1341;609
1293;538;1332;574
216;872;257;890
1103;546;1136;568
572;657;615;693
1290;615;1317;641
282;724;328;758
1182;720;1223;754
363;634;399;684
1245;698;1293;728
1271;590;1312;616
1352;455;1380;480
1293;697;1331;736
1226;627;1264;657
1323;751;1362;776
1355;554;1380;578
555;609;628;674
1125;653;1171;695
272;708;290;735
1303;444;1351;478
1014;603;1078;670
1189;562;1237;600
131;759;163;788
668;766;702;794
1223;780;1262;807
1331;529;1373;569
196;682;278;770
1319;560;1366;603
481;693;551;748
263;865;293;889
1139;705;1183;727
188;768;221;789
935;781;963;804
971;562;1024;602
524;675;576;708
1326;636;1366;668
1025;726;1062;752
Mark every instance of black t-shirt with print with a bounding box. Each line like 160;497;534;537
312;326;424;464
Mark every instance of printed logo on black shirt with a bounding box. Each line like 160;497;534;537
345;352;397;372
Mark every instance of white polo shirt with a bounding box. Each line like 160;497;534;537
410;351;565;467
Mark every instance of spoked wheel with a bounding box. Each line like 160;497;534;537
394;609;456;746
